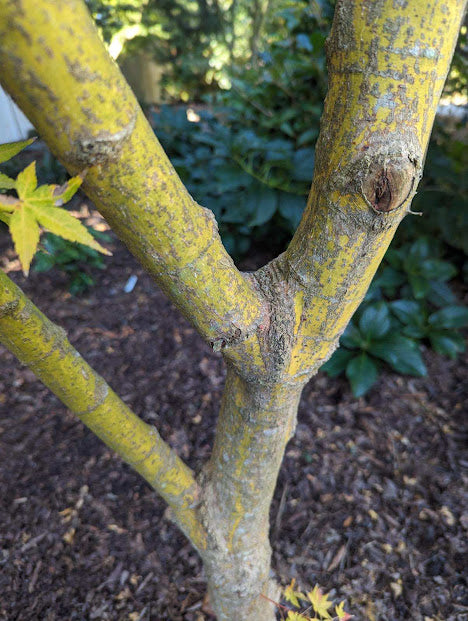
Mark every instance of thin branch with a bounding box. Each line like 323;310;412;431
0;0;265;351
280;0;467;379
0;270;206;551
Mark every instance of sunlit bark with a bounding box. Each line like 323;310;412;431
0;1;465;619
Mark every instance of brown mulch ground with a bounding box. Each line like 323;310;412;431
0;217;467;621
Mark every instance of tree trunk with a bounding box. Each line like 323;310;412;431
200;366;304;620
0;1;466;620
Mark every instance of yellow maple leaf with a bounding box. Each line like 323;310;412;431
307;585;333;619
286;612;318;621
335;600;352;620
284;578;306;608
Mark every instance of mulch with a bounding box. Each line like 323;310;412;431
0;212;467;621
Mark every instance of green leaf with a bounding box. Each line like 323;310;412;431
307;585;333;620
32;251;56;272
278;192;305;232
24;183;55;206
408;237;432;261
53;174;84;205
420;259;457;282
0;137;35;164
374;266;405;289
428;305;468;329
9;206;40;275
296;33;313;51
292;148;315;181
0;172;16;190
28;204;111;255
427;281;458;307
321;348;355;378
390;300;424;326
297;128;318;147
69;272;96;295
363;283;383;303
16;161;37;198
402;325;427;339
280;122;295;137
384;248;403;270
346;353;379;397
368;335;426;376
359;302;391;340
408;273;430;299
429;331;465;359
247;185;278;227
0;212;12;225
340;323;363;349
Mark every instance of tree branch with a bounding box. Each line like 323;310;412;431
0;270;206;550
282;0;467;379
0;0;265;351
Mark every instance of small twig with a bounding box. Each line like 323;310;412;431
260;593;308;618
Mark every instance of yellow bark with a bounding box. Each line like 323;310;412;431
0;0;265;348
0;270;206;550
284;0;466;379
0;0;465;620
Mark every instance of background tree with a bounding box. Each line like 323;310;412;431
0;1;466;620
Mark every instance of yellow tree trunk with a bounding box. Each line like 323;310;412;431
0;1;465;620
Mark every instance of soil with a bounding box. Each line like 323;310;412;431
0;212;467;621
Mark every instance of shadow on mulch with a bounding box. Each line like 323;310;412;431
0;220;467;621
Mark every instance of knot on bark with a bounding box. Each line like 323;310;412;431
361;158;416;214
331;130;422;226
69;110;137;167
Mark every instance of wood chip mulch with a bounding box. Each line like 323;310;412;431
0;220;467;621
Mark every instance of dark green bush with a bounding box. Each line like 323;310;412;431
321;238;468;396
397;117;468;255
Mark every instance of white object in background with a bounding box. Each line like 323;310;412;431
0;87;34;143
124;275;138;293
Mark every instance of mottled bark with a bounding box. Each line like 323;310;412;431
0;1;465;620
200;366;303;620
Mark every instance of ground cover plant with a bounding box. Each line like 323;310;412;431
0;1;466;620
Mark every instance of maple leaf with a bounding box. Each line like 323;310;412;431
0;137;35;164
0;172;16;190
284;579;306;609
286;612;317;621
335;600;352;621
0;159;110;274
307;585;333;620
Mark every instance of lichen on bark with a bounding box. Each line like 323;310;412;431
0;0;466;620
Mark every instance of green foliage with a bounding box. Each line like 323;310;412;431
150;2;333;254
443;22;467;96
398;117;468;255
34;229;110;295
377;237;458;304
321;238;468;397
152;105;292;257
0;137;36;164
85;0;140;44
210;0;332;229
0;140;110;275
87;0;229;100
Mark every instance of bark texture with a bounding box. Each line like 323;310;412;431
0;0;465;619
